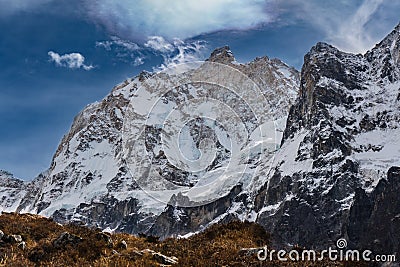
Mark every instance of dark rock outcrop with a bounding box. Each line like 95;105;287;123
345;167;400;256
148;184;242;239
53;232;83;248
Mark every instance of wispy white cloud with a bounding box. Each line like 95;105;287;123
96;36;144;66
331;0;385;53
85;0;275;39
278;0;390;53
0;0;53;15
96;36;140;51
153;38;208;72
96;35;207;69
5;0;399;55
133;56;145;67
48;51;94;70
85;0;399;54
144;36;174;52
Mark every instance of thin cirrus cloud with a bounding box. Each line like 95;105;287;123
48;51;94;71
144;36;175;52
142;36;208;71
331;0;386;53
85;0;275;39
2;0;398;55
96;35;208;70
95;36;144;66
278;0;397;53
96;36;140;51
149;38;208;71
86;0;398;54
0;0;53;15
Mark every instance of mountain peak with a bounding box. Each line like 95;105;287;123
206;46;235;64
308;42;339;55
369;22;400;54
364;22;400;82
0;170;13;178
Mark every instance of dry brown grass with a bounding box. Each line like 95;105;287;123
0;213;370;266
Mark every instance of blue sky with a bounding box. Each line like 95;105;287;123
0;0;399;180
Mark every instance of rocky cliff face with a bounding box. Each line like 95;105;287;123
253;23;400;253
347;166;400;257
2;23;400;257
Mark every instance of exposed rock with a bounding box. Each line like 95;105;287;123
53;232;82;248
148;184;242;239
96;232;113;247
18;241;26;250
140;249;178;265
152;252;178;265
4;234;23;244
238;247;262;256
345;166;400;256
117;240;128;250
206;45;235;65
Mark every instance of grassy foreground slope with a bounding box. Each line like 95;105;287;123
0;213;367;266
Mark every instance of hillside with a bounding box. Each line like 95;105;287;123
0;212;368;266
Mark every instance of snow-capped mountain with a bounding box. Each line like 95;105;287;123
1;46;299;234
1;23;400;257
